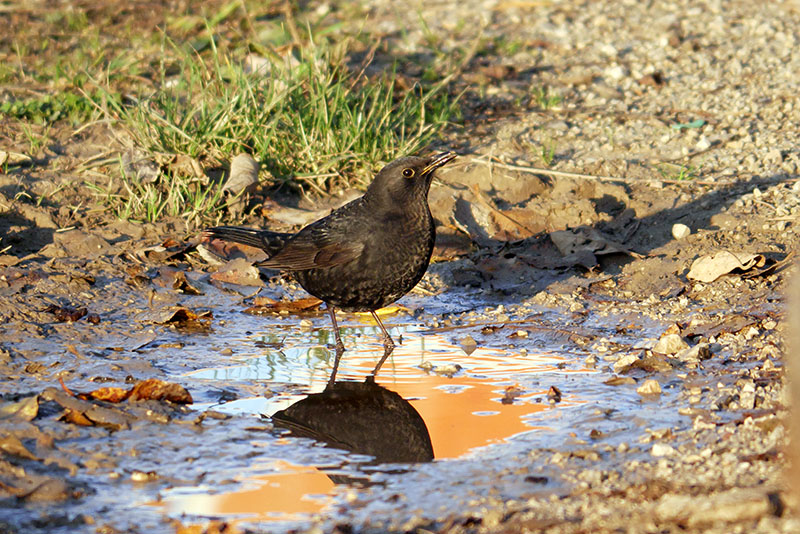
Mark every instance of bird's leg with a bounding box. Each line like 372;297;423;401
368;310;395;380
327;305;345;385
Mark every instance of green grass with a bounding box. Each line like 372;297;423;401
3;4;461;227
539;140;556;166
0;90;112;125
530;86;562;110
99;33;459;203
85;156;228;226
656;163;699;181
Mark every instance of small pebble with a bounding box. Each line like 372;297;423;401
651;443;675;457
672;223;691;239
653;334;689;355
637;379;662;396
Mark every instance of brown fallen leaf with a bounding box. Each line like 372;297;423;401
210;258;264;286
134;239;196;264
141;306;213;327
742;251;794;280
244;296;323;315
128;378;193;404
223;153;260;217
549;226;643;269
682;315;758;339
81;387;130;403
79;380;192;404
154;267;204;295
61;408;94;426
203;236;268;264
44;304;87;323
124;264;151;287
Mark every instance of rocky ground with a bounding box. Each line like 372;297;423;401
1;0;799;533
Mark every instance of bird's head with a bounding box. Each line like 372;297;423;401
364;152;457;205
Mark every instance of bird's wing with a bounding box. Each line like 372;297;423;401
257;233;364;270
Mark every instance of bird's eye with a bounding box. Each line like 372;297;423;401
402;168;415;178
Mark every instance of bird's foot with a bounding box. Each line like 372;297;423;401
370;340;395;378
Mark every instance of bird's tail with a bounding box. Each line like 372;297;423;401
203;225;290;256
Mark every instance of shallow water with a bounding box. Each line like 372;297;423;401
146;301;675;531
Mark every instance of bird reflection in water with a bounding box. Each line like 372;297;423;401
272;379;434;482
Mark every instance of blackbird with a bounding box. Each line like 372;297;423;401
204;151;457;381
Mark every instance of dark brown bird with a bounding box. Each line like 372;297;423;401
204;152;457;382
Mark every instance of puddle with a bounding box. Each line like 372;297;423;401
156;317;595;527
160;459;335;522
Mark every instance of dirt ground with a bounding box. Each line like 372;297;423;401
1;1;799;533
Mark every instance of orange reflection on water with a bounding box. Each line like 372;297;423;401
161;460;333;521
164;327;585;523
329;329;570;459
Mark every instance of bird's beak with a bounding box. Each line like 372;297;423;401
421;152;457;176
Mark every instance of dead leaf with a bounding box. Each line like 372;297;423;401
0;150;33;166
80;387;130;403
244;296;323;315
210;258;264;287
549;226;642;269
741;251;794;279
154;267;204;295
470;184;541;240
133;240;196;264
0;395;39;421
481;324;504;335
140;306;213;328
128;378;192;404
125;265;151;287
43;304;87;323
203;236;268;264
223;153;260;216
61;408;94;426
687;250;765;283
682;315;758;339
75;379;191;406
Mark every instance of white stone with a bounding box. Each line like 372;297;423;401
652;334;689;355
637;379;662;396
651;443;676;457
672;223;691;239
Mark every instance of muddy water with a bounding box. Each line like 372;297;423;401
143;297;676;531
